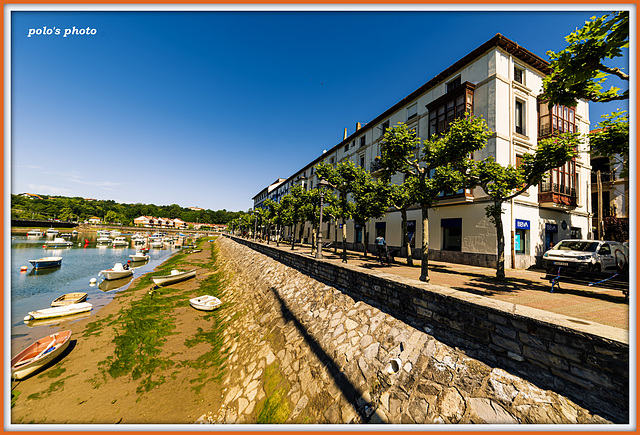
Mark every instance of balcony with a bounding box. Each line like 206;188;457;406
591;171;624;184
538;181;577;209
370;159;385;177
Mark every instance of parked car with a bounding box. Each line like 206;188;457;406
542;239;629;275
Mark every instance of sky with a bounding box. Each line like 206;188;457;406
8;6;631;213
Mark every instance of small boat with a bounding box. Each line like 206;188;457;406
28;256;63;269
97;230;110;237
26;229;42;236
43;237;73;248
45;228;59;236
24;302;93;321
129;252;150;262
99;263;133;280
112;236;128;247
60;233;73;238
51;292;88;307
11;330;72;380
150;240;163;248
110;230;121;237
189;295;221;311
151;269;196;286
97;236;111;244
72;230;78;235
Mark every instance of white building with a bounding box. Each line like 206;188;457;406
253;34;592;270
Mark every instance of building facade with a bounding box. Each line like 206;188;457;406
253;34;592;270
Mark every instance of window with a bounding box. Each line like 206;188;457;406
515;229;527;254
360;136;366;148
407;104;418;121
538;101;576;137
515;100;525;135
330;157;334;164
345;142;349;151
428;82;474;136
446;76;461;93
514;66;524;84
359;154;365;167
441;218;462;251
380;120;389;138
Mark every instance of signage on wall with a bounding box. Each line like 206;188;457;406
515;219;530;230
545;223;558;233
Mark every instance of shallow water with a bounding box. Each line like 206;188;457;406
9;231;182;354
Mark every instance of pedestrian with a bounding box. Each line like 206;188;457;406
375;235;387;264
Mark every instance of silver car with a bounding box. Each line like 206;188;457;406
542;239;629;274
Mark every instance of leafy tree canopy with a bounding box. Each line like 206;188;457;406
542;11;629;106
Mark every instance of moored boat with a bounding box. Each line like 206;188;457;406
51;292;88;307
26;229;43;236
151;269;196;286
23;302;93;321
11;330;72;380
150;240;163;248
129;252;150;262
112;236;128;247
45;227;59;237
28;256;63;269
98;263;133;280
97;236;111;244
43;238;73;248
97;230;110;237
189;295;221;311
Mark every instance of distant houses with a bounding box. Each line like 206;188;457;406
88;216;102;224
132;215;226;231
19;193;44;200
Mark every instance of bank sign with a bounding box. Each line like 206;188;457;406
515;219;530;230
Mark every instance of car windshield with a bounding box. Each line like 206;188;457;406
555;241;599;252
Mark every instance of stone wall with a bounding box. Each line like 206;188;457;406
225;235;629;424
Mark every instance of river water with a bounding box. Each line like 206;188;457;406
9;230;184;355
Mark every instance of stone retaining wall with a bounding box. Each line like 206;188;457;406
226;235;629;424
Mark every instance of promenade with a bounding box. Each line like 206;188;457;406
246;238;630;331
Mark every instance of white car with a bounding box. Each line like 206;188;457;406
542;239;629;274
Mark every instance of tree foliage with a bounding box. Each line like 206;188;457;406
589;110;629;177
542;11;629;106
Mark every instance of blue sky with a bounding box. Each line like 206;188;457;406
9;7;630;212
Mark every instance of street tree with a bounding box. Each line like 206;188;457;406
279;184;307;250
469;132;582;279
589;110;629;177
542;11;628;107
351;176;390;257
315;160;361;263
387;182;418;266
379;118;488;281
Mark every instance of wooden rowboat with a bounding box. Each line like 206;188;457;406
151;269;196;286
189;295;221;311
11;330;72;380
24;302;93;321
51;292;88;307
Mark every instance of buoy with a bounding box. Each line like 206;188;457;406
42;245;46;248
90;277;97;284
20;266;28;272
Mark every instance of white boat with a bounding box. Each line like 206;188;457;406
45;227;59;236
51;292;88;307
26;229;42;236
112;236;128;246
28;256;63;269
110;230;121;237
151;269;196;286
129;252;150;262
43;237;73;248
11;330;72;380
150;240;163;248
97;230;110;237
189;295;221;311
23;302;93;321
97;236;111;244
99;263;133;280
72;230;78;235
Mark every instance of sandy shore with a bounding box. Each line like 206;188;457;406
10;241;225;425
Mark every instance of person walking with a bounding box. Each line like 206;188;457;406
375;235;387;265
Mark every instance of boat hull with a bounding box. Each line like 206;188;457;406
189;295;221;311
100;269;133;280
24;302;93;321
51;292;88;307
11;330;72;380
28;257;63;269
152;269;196;286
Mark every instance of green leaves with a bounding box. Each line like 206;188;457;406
589;110;629;177
542;11;628;106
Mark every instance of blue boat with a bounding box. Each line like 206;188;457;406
28;257;63;269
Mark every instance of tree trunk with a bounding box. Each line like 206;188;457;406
363;223;369;257
291;223;296;250
333;221;338;254
311;223;317;254
493;201;506;280
419;205;430;282
401;208;413;266
341;217;347;263
275;224;280;247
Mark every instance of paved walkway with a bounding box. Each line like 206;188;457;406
246;239;629;331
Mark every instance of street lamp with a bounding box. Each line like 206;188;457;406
316;179;330;259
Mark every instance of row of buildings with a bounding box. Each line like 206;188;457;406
252;34;629;270
85;215;226;231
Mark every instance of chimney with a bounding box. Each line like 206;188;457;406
343;128;348;140
356;122;361;131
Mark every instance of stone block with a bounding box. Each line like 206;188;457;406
548;342;583;363
569;364;615;389
518;332;547;350
491;334;521;355
523;346;568;371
